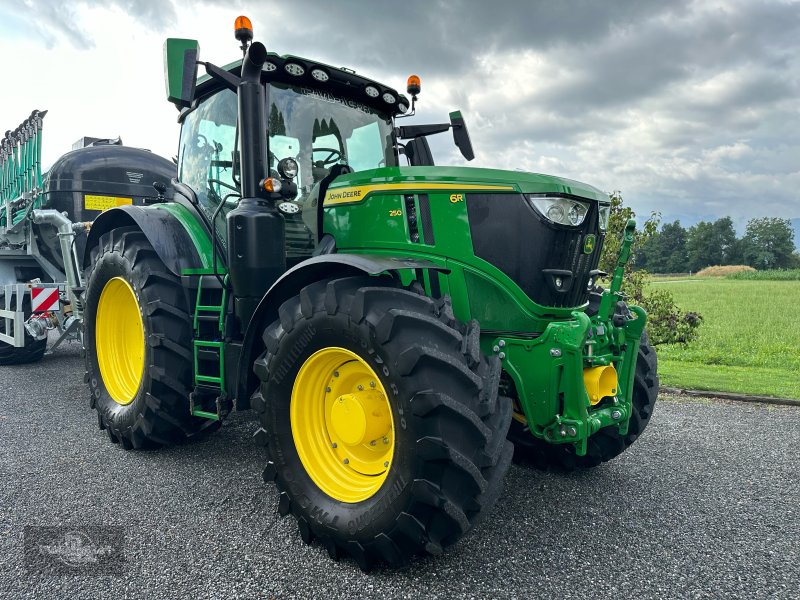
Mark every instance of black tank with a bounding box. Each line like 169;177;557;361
36;145;176;272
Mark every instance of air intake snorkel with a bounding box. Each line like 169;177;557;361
223;32;286;328
237;41;268;198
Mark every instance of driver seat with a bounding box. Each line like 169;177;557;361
311;162;331;183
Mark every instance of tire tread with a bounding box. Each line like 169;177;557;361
254;276;512;569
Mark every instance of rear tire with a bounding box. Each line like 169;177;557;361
509;330;658;470
83;227;219;449
0;291;47;365
253;276;513;570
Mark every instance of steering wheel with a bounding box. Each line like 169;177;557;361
313;147;343;167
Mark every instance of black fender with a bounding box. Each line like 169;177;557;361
83;205;204;275
235;253;449;409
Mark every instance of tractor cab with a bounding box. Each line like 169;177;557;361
167;28;475;269
176;80;401;265
169;39;411;265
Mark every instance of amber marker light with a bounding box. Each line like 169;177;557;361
407;75;421;97
235;15;253;34
262;177;282;193
235;15;254;46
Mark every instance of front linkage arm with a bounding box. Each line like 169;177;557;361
597;218;637;322
583;217;647;443
498;218;647;456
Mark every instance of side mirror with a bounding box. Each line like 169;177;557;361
164;38;200;109
449;111;474;161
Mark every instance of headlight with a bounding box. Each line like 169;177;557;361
598;203;611;231
526;195;590;226
277;157;299;179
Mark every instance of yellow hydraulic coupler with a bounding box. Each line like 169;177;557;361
583;365;619;405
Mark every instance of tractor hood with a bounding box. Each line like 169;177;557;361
326;166;609;203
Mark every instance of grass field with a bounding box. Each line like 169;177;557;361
727;269;800;281
649;278;800;399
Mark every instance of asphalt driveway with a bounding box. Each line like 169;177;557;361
1;341;798;599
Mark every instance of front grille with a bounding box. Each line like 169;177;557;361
466;193;604;308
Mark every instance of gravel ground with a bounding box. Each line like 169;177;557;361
1;340;799;599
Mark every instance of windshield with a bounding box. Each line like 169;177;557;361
267;83;397;199
267;83;397;263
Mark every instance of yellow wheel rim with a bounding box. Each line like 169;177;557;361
95;277;145;405
291;347;395;503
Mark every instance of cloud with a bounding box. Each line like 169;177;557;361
3;0;799;225
2;1;88;48
412;0;800;224
4;0;177;47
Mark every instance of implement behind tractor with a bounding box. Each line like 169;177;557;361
0;111;174;363
1;16;658;570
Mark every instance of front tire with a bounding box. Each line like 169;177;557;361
83;227;219;449
253;276;513;570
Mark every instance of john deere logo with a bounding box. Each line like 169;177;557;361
583;234;596;254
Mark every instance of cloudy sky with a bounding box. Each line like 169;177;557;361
1;0;798;232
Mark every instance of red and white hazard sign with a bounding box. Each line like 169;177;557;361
31;286;59;313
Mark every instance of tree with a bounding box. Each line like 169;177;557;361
635;221;688;274
685;221;715;271
684;217;739;271
726;236;746;266
633;231;660;272
601;190;659;272
741;217;796;269
600;191;702;345
643;220;689;274
712;217;738;264
268;103;286;136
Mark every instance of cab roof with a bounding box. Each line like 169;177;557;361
195;51;409;117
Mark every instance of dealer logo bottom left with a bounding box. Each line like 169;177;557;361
24;526;125;575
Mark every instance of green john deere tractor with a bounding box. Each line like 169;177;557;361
81;18;658;569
